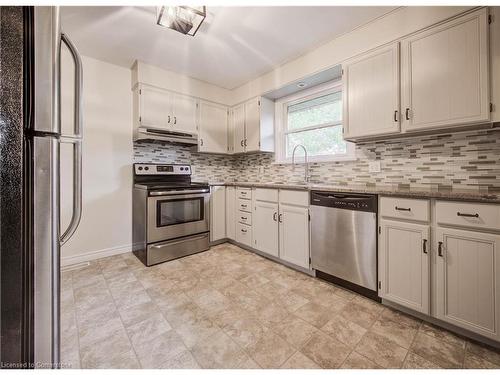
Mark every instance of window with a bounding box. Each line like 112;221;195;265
275;81;354;163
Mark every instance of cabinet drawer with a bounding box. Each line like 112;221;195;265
254;188;278;203
380;197;430;222
436;201;500;231
236;223;252;247
237;187;252;200
238;211;252;225
279;190;308;207
238;198;252;213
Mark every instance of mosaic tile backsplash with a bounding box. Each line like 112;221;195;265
134;127;500;191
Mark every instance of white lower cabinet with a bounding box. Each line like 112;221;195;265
279;204;310;269
251;189;310;269
379;196;500;343
253;201;279;257
225;187;236;240
435;227;500;341
379;219;430;314
210;186;226;242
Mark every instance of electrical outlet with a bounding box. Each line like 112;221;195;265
258;166;264;174
368;161;381;173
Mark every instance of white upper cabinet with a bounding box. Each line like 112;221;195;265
435;227;500;341
379;219;430;314
232;104;245;153
343;43;401;140
231;97;274;154
401;8;490;132
198;100;228;154
139;86;171;129
170;93;198;134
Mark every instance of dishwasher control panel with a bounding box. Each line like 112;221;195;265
310;191;377;213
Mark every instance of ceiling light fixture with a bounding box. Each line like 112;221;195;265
156;6;206;36
297;82;307;88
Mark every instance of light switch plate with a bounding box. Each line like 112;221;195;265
368;161;381;173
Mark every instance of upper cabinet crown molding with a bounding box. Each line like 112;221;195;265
343;7;491;141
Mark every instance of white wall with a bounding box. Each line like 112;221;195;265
60;52;133;266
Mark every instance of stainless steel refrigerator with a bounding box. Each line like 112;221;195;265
0;6;83;368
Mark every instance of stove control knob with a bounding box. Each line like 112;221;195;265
138;166;143;171
180;167;184;171
144;166;149;171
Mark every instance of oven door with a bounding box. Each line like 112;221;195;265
147;189;210;243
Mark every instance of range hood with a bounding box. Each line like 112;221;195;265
134;126;198;145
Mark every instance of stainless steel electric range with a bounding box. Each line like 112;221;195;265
132;163;210;266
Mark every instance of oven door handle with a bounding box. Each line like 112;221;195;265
149;189;209;196
150;233;208;249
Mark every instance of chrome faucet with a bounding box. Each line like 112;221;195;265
292;144;310;183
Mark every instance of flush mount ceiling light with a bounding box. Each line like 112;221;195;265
156;6;206;36
297;82;307;88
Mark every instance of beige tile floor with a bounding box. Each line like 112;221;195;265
61;243;500;369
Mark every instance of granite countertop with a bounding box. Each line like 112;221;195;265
203;181;500;203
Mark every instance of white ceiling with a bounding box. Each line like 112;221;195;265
61;6;397;89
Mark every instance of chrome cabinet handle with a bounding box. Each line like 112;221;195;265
241;140;244;147
174;116;177;125
244;139;247;147
200;139;204;146
395;206;411;212
241;216;247;220
405;108;410;120
273;212;277;221
394;110;398;122
241;204;247;208
438;241;444;257
278;213;283;223
423;239;428;254
241;229;247;233
457;212;479;218
168;115;171;123
60;33;83;245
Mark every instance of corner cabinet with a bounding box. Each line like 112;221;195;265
401;8;490;132
379;219;430;314
343;43;401;140
197;101;228;154
435;228;500;341
230;97;275;154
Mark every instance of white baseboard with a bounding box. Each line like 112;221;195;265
61;243;132;267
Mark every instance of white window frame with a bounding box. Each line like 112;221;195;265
274;80;355;164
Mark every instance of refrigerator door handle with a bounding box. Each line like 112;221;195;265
60;33;83;245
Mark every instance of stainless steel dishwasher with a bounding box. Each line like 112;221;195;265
310;191;379;300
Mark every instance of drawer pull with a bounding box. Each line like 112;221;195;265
241;204;247;208
241;191;247;195
457;212;479;218
422;239;428;254
395;206;411;212
438;241;444;257
241;229;247;233
241;217;247;220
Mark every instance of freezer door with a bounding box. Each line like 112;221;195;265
33;7;60;134
33;136;60;367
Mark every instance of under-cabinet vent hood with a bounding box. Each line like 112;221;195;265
134;126;198;145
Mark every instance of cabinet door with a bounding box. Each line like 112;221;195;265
210;186;226;241
401;8;489;132
139;86;171;128
225;187;236;240
227;110;234;154
379;220;430;314
171;93;198;134
198;101;228;154
244;97;261;152
279;204;309;269
233;104;245;153
343;43;400;139
435;227;500;341
253;201;279;257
